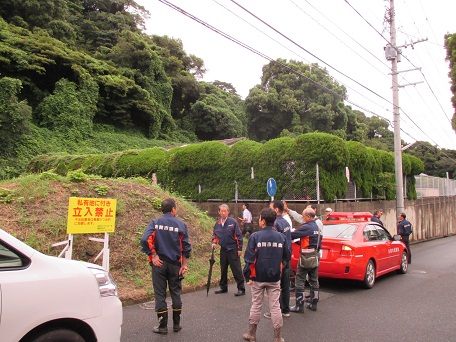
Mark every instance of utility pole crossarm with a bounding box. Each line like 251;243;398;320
398;38;428;49
398;81;424;88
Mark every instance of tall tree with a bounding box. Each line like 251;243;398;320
245;59;348;141
355;112;394;151
189;82;246;140
151;35;205;125
445;33;456;132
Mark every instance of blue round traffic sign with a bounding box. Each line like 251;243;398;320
267;178;277;197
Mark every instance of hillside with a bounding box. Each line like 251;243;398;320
0;172;221;305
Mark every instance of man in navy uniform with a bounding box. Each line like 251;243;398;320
212;204;245;296
397;213;413;264
243;207;289;342
140;198;191;335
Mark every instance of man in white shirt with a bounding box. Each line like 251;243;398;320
239;203;254;238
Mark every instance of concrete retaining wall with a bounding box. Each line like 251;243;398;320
195;196;456;241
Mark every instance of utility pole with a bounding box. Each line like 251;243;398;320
389;0;405;215
385;0;427;216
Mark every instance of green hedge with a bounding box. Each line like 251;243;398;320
28;134;423;201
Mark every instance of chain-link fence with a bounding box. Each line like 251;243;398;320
281;161;318;201
232;163;370;202
415;174;456;198
183;168;455;202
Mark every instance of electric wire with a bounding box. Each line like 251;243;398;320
401;0;450;102
399;52;453;124
301;0;390;72
288;0;390;77
211;0;311;64
345;0;454;148
344;0;391;45
157;0;393;125
211;0;388;110
158;0;453;150
399;129;456;163
228;0;394;106
296;0;414;92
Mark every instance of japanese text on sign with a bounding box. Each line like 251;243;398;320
67;197;117;234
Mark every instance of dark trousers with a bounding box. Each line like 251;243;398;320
219;248;245;291
401;234;412;263
242;223;254;236
279;260;291;313
295;265;319;292
152;261;182;312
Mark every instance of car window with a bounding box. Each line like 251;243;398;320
364;225;380;241
322;224;358;239
0;241;30;269
376;226;393;240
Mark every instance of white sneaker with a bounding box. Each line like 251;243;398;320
264;312;290;318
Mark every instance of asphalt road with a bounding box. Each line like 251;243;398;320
122;235;456;342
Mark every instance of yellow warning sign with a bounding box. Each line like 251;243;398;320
67;197;116;234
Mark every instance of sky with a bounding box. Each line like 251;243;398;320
134;0;456;150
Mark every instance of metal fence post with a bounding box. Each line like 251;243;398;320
316;162;320;204
235;181;238;203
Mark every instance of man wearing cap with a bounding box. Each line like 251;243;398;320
324;208;335;221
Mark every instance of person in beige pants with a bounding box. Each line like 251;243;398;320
242;207;290;342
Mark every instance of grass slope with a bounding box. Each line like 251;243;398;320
0;172;224;305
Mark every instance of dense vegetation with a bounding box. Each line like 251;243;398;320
445;33;456;133
0;0;454;181
29;133;425;202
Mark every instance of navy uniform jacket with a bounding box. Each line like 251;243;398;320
140;213;192;265
274;215;292;260
243;226;290;282
291;219;321;250
398;219;412;236
371;216;383;226
212;217;243;251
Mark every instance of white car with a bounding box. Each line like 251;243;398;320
0;228;122;342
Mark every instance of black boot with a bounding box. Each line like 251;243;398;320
172;309;182;332
290;291;304;313
306;290;319;311
153;311;168;334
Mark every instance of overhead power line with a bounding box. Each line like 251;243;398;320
228;0;394;106
344;0;454;150
211;0;387;110
157;0;393;124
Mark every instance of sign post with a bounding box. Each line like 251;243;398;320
53;197;117;271
267;178;277;201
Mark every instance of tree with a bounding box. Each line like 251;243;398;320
211;80;239;96
445;33;456;132
150;35;206;131
36;77;98;141
0;0;69;29
405;141;456;178
245;59;348;141
189;83;246;140
354;112;394;151
0;77;32;157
